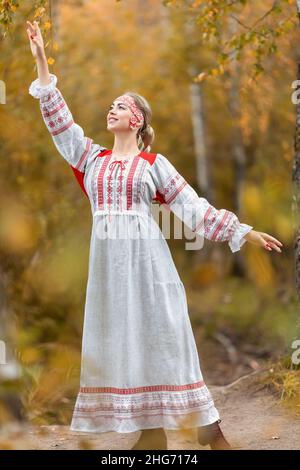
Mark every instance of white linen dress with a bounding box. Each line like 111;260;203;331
29;73;253;434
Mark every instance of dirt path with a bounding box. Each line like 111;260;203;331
0;371;299;450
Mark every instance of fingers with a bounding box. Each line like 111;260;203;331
261;233;283;253
26;23;36;41
26;28;36;43
264;240;282;252
263;233;283;246
266;241;282;253
26;21;35;34
26;28;33;42
26;20;40;36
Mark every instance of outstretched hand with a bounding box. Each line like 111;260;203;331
26;20;45;59
243;230;283;252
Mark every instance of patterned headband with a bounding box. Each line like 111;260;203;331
115;94;145;130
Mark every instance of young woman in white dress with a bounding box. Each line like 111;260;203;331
26;20;283;450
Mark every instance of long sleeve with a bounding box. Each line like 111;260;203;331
28;73;106;172
151;153;253;253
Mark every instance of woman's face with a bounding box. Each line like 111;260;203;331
107;98;135;133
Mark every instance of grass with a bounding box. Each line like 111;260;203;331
261;356;300;413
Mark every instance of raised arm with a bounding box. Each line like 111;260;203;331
151;153;283;253
26;20;106;173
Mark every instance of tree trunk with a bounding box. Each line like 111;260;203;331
292;4;300;302
226;16;248;277
184;20;223;269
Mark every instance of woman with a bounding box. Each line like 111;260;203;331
26;20;283;451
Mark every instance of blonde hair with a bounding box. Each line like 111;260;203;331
123;90;155;152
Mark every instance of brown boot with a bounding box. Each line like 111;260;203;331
198;420;231;450
131;428;167;450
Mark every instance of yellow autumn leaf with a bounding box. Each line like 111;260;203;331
211;68;220;76
34;6;46;18
44;21;51;31
53;42;59;51
47;57;55;65
20;347;42;365
11;5;17;12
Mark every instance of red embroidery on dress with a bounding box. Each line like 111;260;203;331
41;88;63;110
72;381;214;417
202;207;233;241
126;156;140;210
96;154;112;210
108;160;128;220
75;137;93;171
134;159;147;204
78;380;205;394
165;181;187;205
227;218;239;241
117;161;128;212
73;408;212;418
70;148;108;200
163;173;187;205
51;119;74;136
92;158;102;208
42;99;65;118
211;210;228;240
107;161;114;222
74;400;213;414
201;205;214;237
40;90;57;104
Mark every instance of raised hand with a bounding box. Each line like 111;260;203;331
26;20;45;59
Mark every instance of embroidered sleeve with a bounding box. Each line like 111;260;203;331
29;73;106;171
151;153;253;253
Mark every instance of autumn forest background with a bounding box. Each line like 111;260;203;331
0;0;299;448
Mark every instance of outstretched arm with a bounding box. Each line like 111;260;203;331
151;153;283;253
26;20;50;86
26;20;106;172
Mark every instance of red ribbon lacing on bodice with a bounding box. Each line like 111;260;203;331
107;160;127;223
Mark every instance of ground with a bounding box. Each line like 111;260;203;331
0;371;299;450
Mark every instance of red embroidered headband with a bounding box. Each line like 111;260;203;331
115;94;145;130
